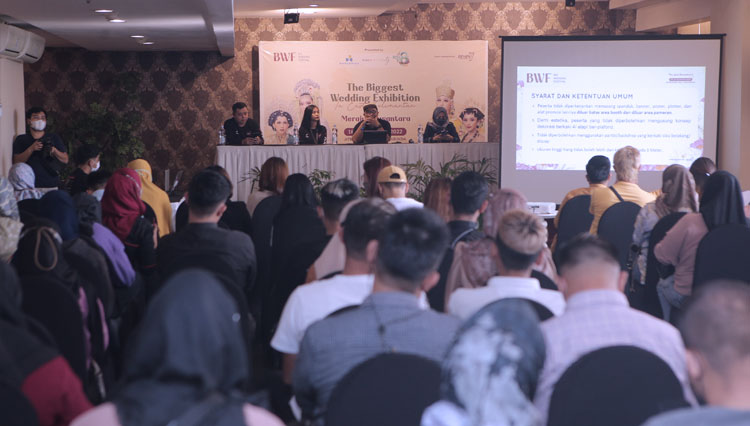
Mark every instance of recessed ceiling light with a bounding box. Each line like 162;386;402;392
142;41;154;45
94;9;114;13
130;35;145;38
309;4;319;6
108;18;126;23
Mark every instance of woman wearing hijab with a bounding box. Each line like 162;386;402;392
0;262;92;426
71;269;283;426
9;163;45;201
444;188;559;308
0;177;23;262
74;193;136;288
424;107;460;143
655;171;748;319
421;299;545;426
101;168;157;280
632;165;697;285
127;159;172;237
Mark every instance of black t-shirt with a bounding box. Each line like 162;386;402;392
223;118;262;146
299;125;327;145
352;118;391;143
66;168;89;196
12;133;67;188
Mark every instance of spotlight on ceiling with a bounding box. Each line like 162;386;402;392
565;0;576;6
108;18;126;23
130;35;145;38
94;9;114;13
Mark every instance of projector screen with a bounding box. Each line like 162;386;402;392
500;36;722;202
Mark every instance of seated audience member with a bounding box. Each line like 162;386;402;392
247;157;288;217
293;208;460;423
552;155;611;249
101;168;157;280
423;177;452;223
534;234;695;423
0;262;92;426
263;174;327;346
448;209;565;319
9;162;44;201
66;145;100;196
0;178;23;262
362;156;391;198
429;171;488;311
74;193;136;288
158;169;256;298
424;107;460;143
71;270;284;426
654;171;747;321
304;179;360;281
127;159;172;237
689;157;717;200
175;165;252;236
12;106;69;189
632;165;697;285
306;200;360;283
421;299;546;426
445;187;560;307
643;280;750;426
589;146;657;234
378;165;423;211
224;101;264;146
85;170;111;202
352;104;391;144
272;198;396;382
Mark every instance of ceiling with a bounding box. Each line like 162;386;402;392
4;0;680;57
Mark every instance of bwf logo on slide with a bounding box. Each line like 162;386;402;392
526;73;552;83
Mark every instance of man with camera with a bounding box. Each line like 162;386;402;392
12;107;69;189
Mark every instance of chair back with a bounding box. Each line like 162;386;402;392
20;276;87;382
555;195;593;251
531;269;558;291
325;353;441;426
693;223;750;290
598;202;641;269
548;346;688;426
637;212;687;317
503;297;555;322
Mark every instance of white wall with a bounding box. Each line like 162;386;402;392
0;57;26;176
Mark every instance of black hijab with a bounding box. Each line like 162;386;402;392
115;269;248;426
73;193;102;237
699;170;747;231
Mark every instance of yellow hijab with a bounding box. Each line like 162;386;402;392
127;159;172;237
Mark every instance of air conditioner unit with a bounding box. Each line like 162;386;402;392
0;23;45;63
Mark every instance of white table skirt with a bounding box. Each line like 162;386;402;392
216;143;500;203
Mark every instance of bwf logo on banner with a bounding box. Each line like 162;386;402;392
273;52;296;62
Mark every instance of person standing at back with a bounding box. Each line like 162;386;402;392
589;146;656;234
12;107;69;189
428;171;488;311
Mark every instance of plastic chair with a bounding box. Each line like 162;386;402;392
555;195;593;254
693;223;750;290
597;202;641;270
548;346;688;426
325;353;441;426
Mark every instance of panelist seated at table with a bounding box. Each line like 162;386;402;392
352;104;391;144
424;107;460;143
298;104;327;145
224;102;263;146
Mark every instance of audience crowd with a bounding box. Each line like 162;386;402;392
2;129;750;426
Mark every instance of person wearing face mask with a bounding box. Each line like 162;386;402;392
12;106;69;189
423;106;460;143
86;171;111;202
66;145;101;196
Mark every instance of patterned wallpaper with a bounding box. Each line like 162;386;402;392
24;2;637;188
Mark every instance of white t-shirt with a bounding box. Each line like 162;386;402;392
448;276;566;320
386;197;423;211
271;274;375;354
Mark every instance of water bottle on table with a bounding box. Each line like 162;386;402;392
417;124;424;144
332;125;338;144
218;126;226;145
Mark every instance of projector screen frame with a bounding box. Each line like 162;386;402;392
498;34;725;198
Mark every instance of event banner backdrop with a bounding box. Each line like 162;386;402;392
259;41;488;144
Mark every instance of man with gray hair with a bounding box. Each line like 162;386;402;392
589;146;657;234
644;280;750;426
447;208;565;319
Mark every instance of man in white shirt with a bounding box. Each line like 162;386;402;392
271;198;397;382
535;234;695;424
377;165;423;211
448;208;565;319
